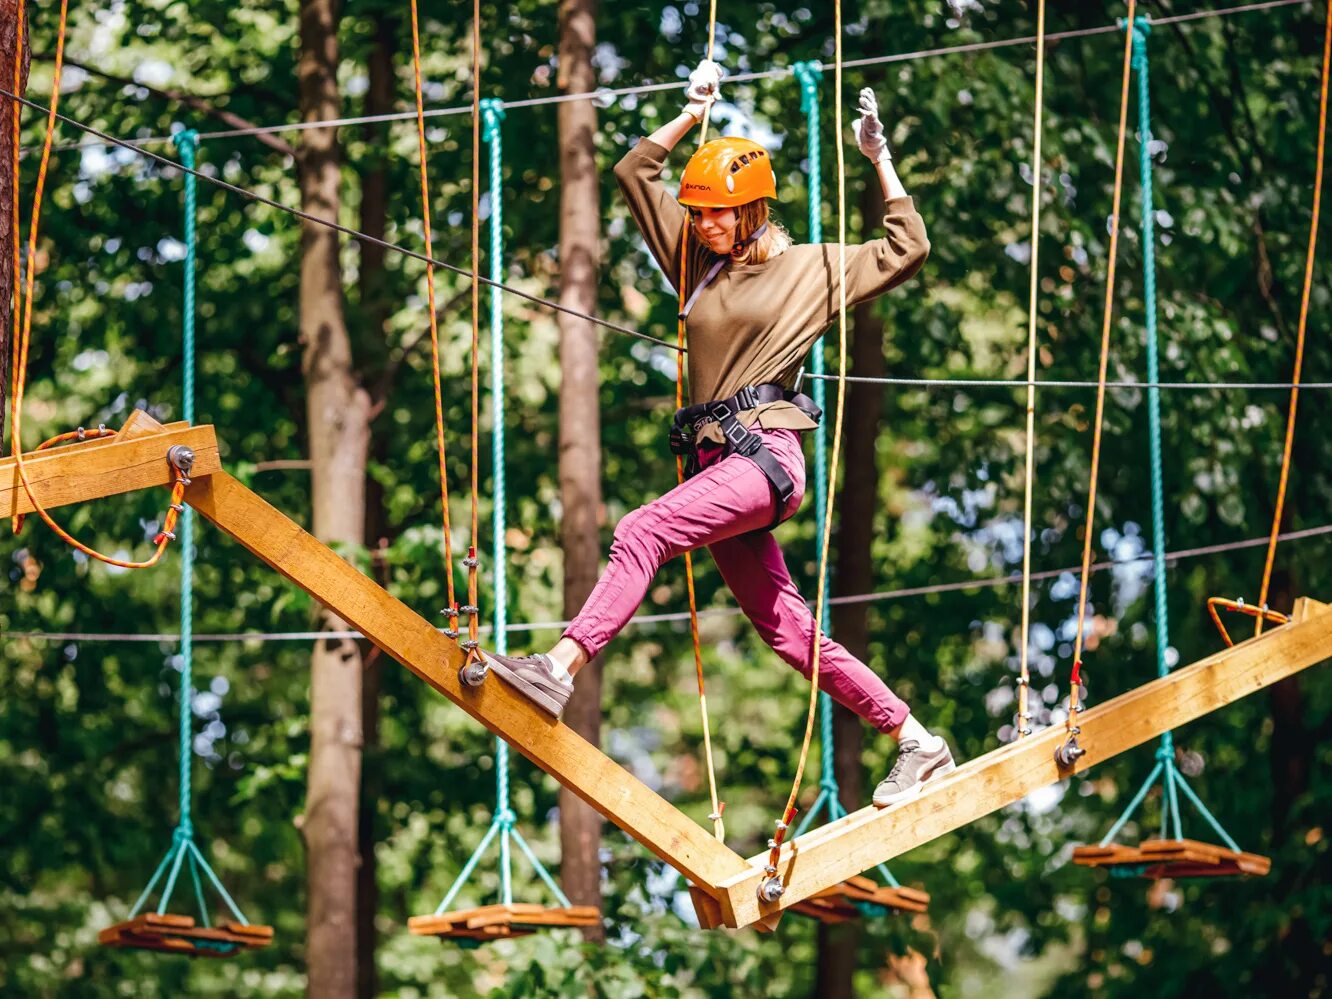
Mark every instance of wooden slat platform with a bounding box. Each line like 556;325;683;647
407;903;601;942
98;913;273;958
790;876;929;924
1072;838;1271;879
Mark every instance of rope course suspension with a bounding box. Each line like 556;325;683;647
675;2;727;845
407;93;598;946
784;62;922;922
98;130;272;958
1056;0;1137;767
1014;0;1049;741
7;523;1332;647
757;0;850;908
7;0;188;568
1253;0;1332;638
1069;14;1306;878
25;0;1309;156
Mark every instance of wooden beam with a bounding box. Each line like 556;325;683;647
0;424;220;519
184;469;745;890
710;600;1332;928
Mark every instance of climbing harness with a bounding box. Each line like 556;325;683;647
669;382;822;531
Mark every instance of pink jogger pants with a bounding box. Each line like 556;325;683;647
562;428;911;734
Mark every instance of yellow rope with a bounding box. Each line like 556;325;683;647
1015;0;1047;738
680;2;727;842
762;0;848;878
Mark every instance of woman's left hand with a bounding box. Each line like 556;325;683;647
852;88;892;163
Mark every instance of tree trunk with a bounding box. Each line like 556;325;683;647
354;15;394;999
816;183;893;999
1;2;31;456
298;0;368;994
555;0;605;942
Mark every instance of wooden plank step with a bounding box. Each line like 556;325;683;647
409;904;602;942
99;914;273;958
1072;839;1271;879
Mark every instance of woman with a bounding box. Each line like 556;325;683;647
482;61;952;807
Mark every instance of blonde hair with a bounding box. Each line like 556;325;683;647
730;199;792;265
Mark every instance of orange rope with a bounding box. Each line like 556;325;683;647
1065;0;1136;733
1207;596;1289;648
8;0;182;569
1254;0;1331;637
408;0;462;640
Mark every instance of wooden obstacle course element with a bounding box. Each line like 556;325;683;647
0;419;220;519
789;876;929;925
704;596;1332;928
408;903;601;943
16;417;1332;931
1072;839;1271;879
98;913;273;958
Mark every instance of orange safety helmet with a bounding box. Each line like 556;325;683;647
677;136;777;208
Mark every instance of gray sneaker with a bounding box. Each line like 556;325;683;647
481;651;574;718
872;739;956;808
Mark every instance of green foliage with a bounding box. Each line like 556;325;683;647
3;1;1331;996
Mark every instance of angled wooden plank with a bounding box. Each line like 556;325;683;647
0;425;220;519
711;601;1332;927
185;469;745;890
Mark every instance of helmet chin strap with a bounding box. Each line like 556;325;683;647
731;221;769;257
679;220;772;321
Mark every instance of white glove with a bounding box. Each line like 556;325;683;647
852;88;892;163
684;59;723;121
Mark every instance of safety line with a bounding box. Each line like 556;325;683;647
800;373;1332;391
0;86;680;352
8;523;1331;646
27;0;1307;155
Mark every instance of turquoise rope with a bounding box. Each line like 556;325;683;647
1094;21;1243;861
129;131;249;927
789;61;900;894
430;101;573;922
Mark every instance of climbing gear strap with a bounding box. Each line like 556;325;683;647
670;383;822;530
676;222;770;321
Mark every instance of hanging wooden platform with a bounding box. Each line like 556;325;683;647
98;913;273;958
789;876;929;924
407;902;601;943
10;412;1332;931
1072;839;1271;879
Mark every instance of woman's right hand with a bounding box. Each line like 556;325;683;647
684;59;724;121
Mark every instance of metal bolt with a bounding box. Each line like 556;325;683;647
1054;735;1086;768
459;662;488;687
167;445;196;474
757;877;784;904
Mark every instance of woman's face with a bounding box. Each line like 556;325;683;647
689;205;739;254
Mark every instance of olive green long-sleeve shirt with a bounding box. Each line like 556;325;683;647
614;138;930;441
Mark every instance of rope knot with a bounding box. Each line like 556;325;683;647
792;60;822;113
494;807;516;827
172;822;194;844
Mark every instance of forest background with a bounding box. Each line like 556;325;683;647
1;0;1330;996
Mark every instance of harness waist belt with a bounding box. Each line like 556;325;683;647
669;383;823;531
